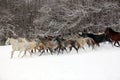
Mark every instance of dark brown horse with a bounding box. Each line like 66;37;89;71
105;27;120;47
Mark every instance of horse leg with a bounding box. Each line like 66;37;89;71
38;46;41;52
87;41;91;48
58;45;65;54
73;46;78;53
116;42;120;47
114;41;120;47
34;47;37;53
39;52;43;56
110;42;114;47
81;46;85;50
39;49;45;56
31;49;33;53
60;47;63;54
38;49;41;52
73;41;79;52
61;47;65;54
54;46;59;52
28;50;32;56
78;44;84;50
77;43;80;49
77;43;84;50
63;47;68;53
57;47;61;55
108;39;113;47
92;44;95;50
69;46;72;52
11;50;14;58
59;46;66;54
22;50;27;58
97;43;100;47
90;42;95;50
48;48;53;55
18;51;22;57
71;44;78;53
46;49;49;53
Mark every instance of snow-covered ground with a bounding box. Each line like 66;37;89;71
0;43;120;80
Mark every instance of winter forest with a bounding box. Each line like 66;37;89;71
0;0;120;45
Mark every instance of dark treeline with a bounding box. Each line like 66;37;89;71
0;0;120;45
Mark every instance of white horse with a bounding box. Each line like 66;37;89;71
5;38;37;58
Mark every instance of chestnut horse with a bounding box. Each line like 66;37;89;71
105;27;120;47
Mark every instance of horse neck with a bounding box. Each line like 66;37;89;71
23;38;30;43
10;38;18;45
86;33;94;38
55;37;60;41
109;30;117;36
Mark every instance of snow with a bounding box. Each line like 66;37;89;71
0;43;120;80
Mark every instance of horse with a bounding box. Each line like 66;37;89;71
60;38;79;53
64;33;97;49
79;32;113;46
105;27;120;47
53;35;79;54
5;37;37;58
43;40;59;55
37;42;46;55
74;37;97;49
30;38;50;56
38;36;60;55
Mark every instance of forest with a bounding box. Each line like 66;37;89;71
0;0;120;45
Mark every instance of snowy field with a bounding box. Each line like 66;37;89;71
0;43;120;80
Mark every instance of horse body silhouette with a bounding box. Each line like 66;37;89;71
79;32;112;46
5;38;37;58
105;27;120;47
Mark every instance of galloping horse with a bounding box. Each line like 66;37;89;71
105;27;120;47
75;37;97;49
55;35;79;54
5;38;37;58
53;36;68;54
79;32;112;46
38;36;60;55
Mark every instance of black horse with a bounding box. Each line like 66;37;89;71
79;32;113;46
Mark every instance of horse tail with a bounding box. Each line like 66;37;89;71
85;38;97;49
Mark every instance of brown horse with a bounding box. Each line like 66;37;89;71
38;42;47;55
38;36;60;55
105;27;120;47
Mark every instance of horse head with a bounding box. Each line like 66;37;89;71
53;36;61;42
5;38;11;45
104;27;114;35
79;32;89;38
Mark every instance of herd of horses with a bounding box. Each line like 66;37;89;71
5;27;120;58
